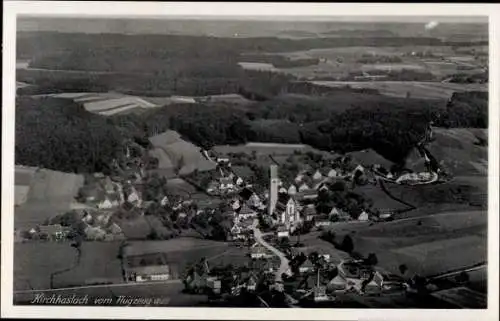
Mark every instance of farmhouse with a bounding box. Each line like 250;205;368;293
237;204;258;220
127;265;171;282
299;257;315;273
276;225;290;238
250;243;270;259
38;224;70;241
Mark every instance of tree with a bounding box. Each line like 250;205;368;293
399;264;408;275
341;235;354;253
455;271;470;284
365;253;378;266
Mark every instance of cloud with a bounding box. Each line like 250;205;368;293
425;21;439;30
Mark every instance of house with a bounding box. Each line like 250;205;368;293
294;174;304;184
206;180;219;194
102;177;115;194
82;211;94;224
315;220;331;228
296;189;318;201
84;225;107;241
327;169;338;178
276;225;290;238
108;222;123;234
97;194;120;209
160;195;169;207
245;274;258;291
298;183;311;192
287;184;297;195
358;211;369;221
299;258;315;273
312;170;323;181
279;187;288;194
250;243;270;259
303;205;317;221
234;176;244;186
38;224;70;241
128;265;171;282
125;185;142;205
219;177;235;191
231;199;241;211
238;203;257;220
247;193;262;208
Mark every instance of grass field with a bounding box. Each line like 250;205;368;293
14;241;123;291
311;81;487;100
328;210;486;277
14;168;85;229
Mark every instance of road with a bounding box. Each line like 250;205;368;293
252;220;290;282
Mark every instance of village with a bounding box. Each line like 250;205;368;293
14;125;485;308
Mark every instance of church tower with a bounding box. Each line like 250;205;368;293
269;164;279;216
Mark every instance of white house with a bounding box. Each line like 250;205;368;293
97;197;114;209
231;199;241;211
127;187;141;204
248;193;262;208
294;174;304;184
235;177;244;186
160;196;169;207
219;177;235;191
354;165;365;173
277;225;290;238
288;185;297;195
298;183;311;192
358;211;369;221
327;169;338;178
312;170;323;181
238;204;257;220
279;187;288;194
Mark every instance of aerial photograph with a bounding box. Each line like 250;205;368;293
13;15;488;309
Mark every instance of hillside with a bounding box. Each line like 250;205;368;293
148;130;216;177
15;97;126;174
405;128;488;176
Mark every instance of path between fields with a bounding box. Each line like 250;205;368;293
252;220;290;282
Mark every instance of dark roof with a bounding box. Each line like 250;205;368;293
238;204;255;215
277;192;291;205
231;165;253;179
302;206;317;216
239;188;253;200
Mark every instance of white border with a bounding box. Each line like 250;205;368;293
2;2;499;320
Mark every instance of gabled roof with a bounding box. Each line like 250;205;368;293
238;203;256;215
302;205;317;216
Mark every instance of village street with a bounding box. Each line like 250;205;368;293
252;220;290;282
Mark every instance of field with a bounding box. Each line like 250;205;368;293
148;130;216;176
14;167;85;229
14;242;123;291
310;81;487;100
123;238;248;272
42;92;160;115
262;45;487;80
406;128;488;177
328;210;486;277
